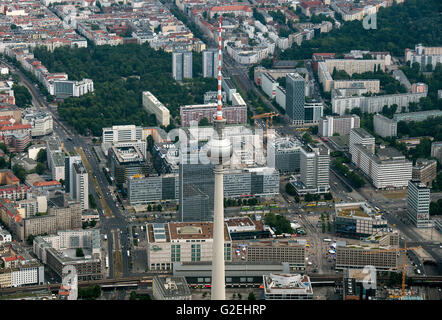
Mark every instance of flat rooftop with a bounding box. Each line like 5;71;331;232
376;147;404;160
153;276;191;298
352;127;373;139
263;273;312;294
337;207;370;218
225;217;255;228
148;222;230;242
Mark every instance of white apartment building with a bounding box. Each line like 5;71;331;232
11;266;43;287
352;144;412;189
231;92;246;107
276;86;286;110
0;227;11;244
333;79;380;93
349;128;375;161
332;91;427;115
319;115;360;137
318;59;386;92
261;72;279;99
373;114;397;138
72;162;89;210
22;111;53;137
405;44;442;71
142;91;170;127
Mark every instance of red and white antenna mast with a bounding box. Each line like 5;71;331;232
216;15;223;121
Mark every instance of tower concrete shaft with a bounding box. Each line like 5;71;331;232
211;161;225;300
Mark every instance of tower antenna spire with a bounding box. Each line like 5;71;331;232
216;15;223;120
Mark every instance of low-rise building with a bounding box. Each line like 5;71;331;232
0;226;11;244
152;276;191;300
412;159;437;187
393;110;442;123
343;268;377;300
334;202;388;239
244;239;306;271
146;222;231;271
0;242;45;288
263;273;313;300
335;233;399;271
33;229;102;281
22;111;53;137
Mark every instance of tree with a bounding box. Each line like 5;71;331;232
279;0;441;59
32;44;217;136
285;183;296;196
27;234;35;245
89;194;97;209
147;204;152;212
12;164;26;183
36;149;47;163
0;143;9;154
264;212;293;235
248;292;256;300
198;117;209;127
0;157;7;169
76;248;84;257
35;162;45;175
324;193;333;201
305;193;314;202
78;285;102;300
12;84;32;108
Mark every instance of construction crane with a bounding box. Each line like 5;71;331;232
251;112;279;138
365;243;422;299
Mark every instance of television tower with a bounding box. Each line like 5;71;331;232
207;16;232;300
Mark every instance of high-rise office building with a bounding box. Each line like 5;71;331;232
269;137;302;173
299;144;330;194
173;51;193;81
407;180;431;228
65;155;81;194
286;73;305;125
179;155;214;222
203;49;218;78
72;162;89;210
